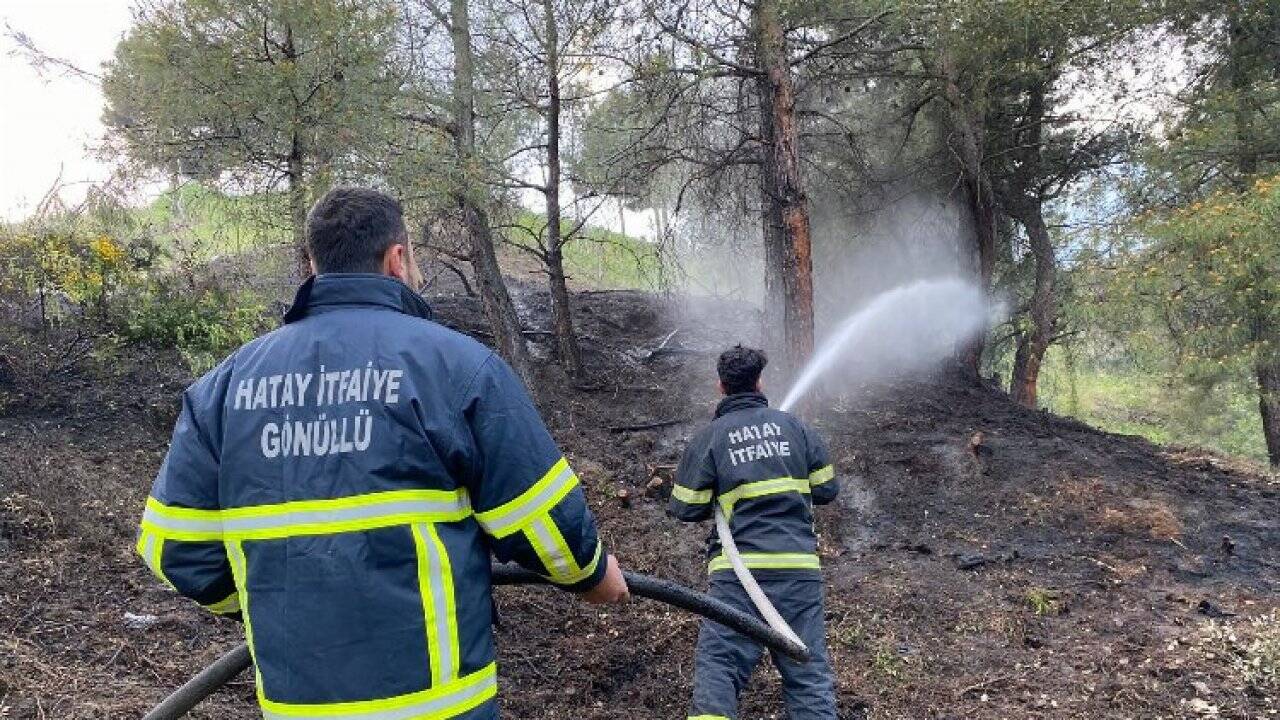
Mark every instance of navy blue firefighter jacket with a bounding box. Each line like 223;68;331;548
668;392;838;575
137;274;608;719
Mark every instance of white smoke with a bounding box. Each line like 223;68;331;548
780;278;998;411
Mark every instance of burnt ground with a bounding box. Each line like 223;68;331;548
1;286;1278;719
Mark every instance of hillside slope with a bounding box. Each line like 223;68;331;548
1;288;1277;719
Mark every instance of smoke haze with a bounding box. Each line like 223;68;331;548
780;277;996;411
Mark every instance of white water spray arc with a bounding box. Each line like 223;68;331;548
779;277;994;412
717;278;995;651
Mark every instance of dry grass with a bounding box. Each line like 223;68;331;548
1097;500;1183;541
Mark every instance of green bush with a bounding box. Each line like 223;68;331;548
119;279;267;373
1;207;271;375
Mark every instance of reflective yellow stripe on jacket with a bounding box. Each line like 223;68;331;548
809;465;835;486
707;551;820;574
473;458;577;538
144;486;480;712
135;528;170;587
202;591;241;615
141;489;472;542
671;483;712;505
258;662;498;720
412;523;461;685
474;458;599;585
717;476;810;520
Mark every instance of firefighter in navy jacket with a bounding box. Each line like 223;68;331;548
137;188;629;720
669;345;838;720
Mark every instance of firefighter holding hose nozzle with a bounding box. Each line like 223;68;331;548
135;187;628;720
670;345;840;720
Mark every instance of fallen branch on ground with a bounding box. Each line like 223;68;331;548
608;418;692;433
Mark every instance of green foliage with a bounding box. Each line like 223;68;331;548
571;85;671;206
118;278;266;373
3;232;122;311
1145;2;1280;200
0;207;269;374
560;234;665;292
100;0;407;233
0;215;151;324
1133;179;1280;379
1024;588;1062;617
1050;178;1280;466
135;184;291;257
870;645;906;680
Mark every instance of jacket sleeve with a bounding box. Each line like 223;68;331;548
802;421;839;505
460;354;607;593
137;364;240;617
668;429;716;522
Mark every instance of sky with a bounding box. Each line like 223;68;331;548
0;0;136;221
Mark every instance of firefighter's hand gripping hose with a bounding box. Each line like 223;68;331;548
141;563;811;720
714;507;809;652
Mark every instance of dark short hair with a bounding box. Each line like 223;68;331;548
717;345;767;395
306;187;407;274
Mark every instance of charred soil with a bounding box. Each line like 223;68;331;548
2;288;1277;719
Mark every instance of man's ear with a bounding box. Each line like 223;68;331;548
717;380;727;396
382;243;409;282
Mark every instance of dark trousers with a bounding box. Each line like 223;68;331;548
688;572;837;720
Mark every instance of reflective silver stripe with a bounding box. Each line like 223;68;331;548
142;507;222;537
475;463;576;538
259;665;497;720
708;551;821;574
143;494;471;540
219;499;466;534
529;516;573;577
414;523;457;683
139;531;159;573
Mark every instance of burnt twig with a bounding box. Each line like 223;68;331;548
608;418;692;433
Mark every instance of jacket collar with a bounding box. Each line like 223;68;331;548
283;273;434;324
714;391;768;418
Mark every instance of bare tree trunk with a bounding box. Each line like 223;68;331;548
937;47;995;382
541;0;584;378
1009;204;1056;408
1257;357;1280;468
288;131;310;279
283;24;310;280
964;178;998;292
753;0;814;375
1006;79;1056;408
449;0;536;389
758;87;787;352
1227;8;1277;467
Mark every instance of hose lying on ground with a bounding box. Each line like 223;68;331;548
142;564;811;720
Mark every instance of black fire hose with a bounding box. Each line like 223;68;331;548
142;564;810;720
